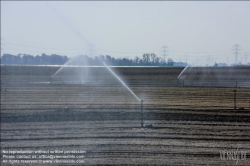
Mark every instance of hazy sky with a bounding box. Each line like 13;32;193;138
1;1;250;65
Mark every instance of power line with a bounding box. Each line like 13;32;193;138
245;52;249;64
5;42;84;50
170;49;228;54
161;45;168;61
5;42;158;54
232;44;241;64
184;55;188;64
208;55;211;66
98;48;151;54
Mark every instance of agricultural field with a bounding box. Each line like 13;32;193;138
1;66;250;165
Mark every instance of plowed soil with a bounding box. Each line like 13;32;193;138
1;66;250;165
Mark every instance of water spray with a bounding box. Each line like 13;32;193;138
102;62;145;127
177;64;189;79
102;62;141;102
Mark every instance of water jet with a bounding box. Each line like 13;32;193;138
102;62;146;128
177;64;189;79
102;62;140;102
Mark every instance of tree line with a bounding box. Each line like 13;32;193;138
0;53;69;65
0;53;177;66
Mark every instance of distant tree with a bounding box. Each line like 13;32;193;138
93;56;101;65
34;55;40;65
133;56;140;65
160;58;166;66
105;55;112;65
155;57;161;65
150;53;157;65
99;55;105;62
16;54;22;64
23;54;35;64
62;56;69;64
138;58;143;66
1;54;14;64
0;52;175;66
40;53;50;64
142;53;150;65
1;53;69;65
167;58;174;66
50;54;60;65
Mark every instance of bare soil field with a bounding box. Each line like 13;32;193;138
1;66;250;165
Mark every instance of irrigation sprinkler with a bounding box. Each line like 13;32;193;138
102;62;145;126
141;99;144;128
234;90;237;110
